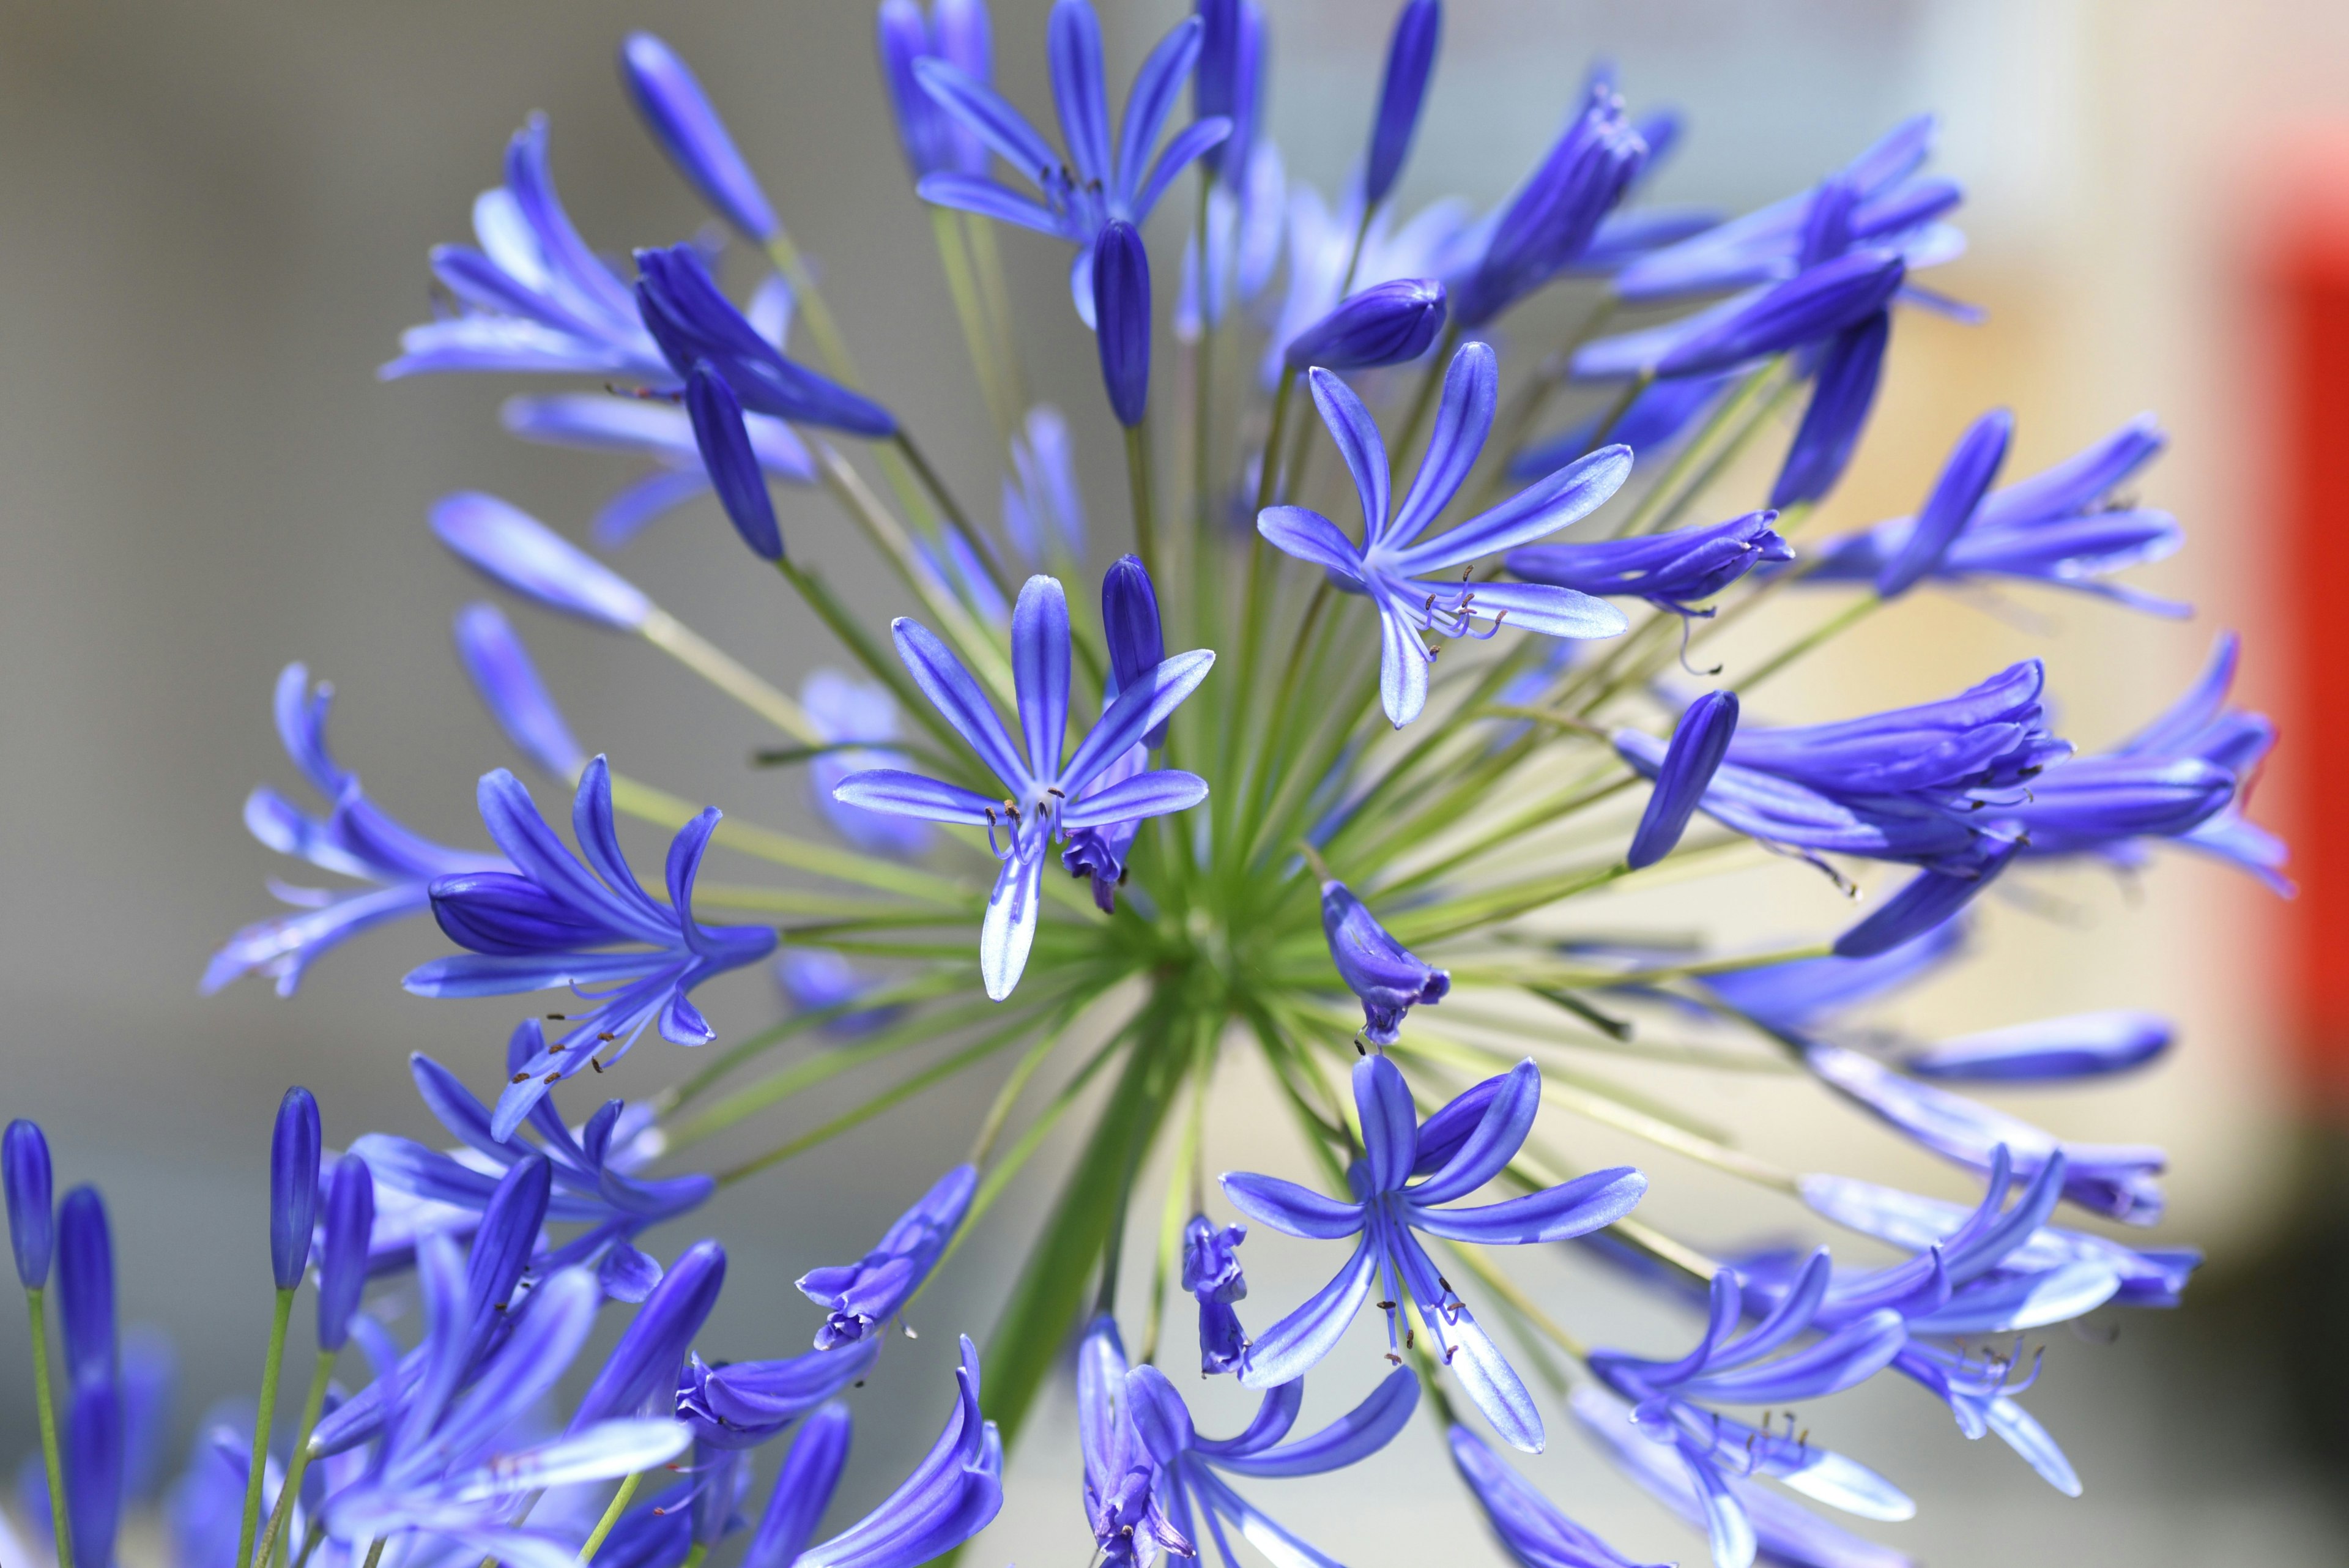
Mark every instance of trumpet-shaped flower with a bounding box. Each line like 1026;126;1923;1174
1223;1057;1645;1451
798;1164;976;1349
1321;878;1450;1045
403;758;779;1140
913;0;1231;322
1508;511;1792;617
1452;82;1648;329
832;574;1215;999
1181;1216;1249;1375
1255;344;1631;727
206;666;510;998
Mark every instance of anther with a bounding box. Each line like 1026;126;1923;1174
1376;1300;1397;1312
510;1072;529;1083
1384;1352;1402;1365
590;1057;606;1074
542;1071;561;1083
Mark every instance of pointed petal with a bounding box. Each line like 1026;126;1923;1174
1215;1365;1418;1477
1377;604;1431;727
980;845;1045;1000
1113;17;1203;203
1389;341;1499;544
1237;1236;1378;1387
1255;506;1367;581
1412;1165;1647;1244
1219;1173;1366;1239
1392;444;1633;572
892;617;1030;790
1012;576;1072;781
1354;1055;1420;1191
1056;770;1208;828
1047;0;1113;184
830;768;998;825
1304;369;1391;537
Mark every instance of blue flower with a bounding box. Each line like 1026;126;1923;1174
804;669;932;859
876;1;993;183
912;0;1231;322
350;1036;713;1301
433;492;655;631
832;574;1215;998
1255;344;1631;727
1900;1010;2172;1083
573;1238;729;1432
1179;1216;1249;1375
1452;82;1649;329
1222;1057;1646;1450
797;1164;976;1349
1091;221;1152;426
776;949;905;1039
1449;1423;1663;1568
1507;510;1792;616
1626;689;1739;869
6;1119;54;1288
1001;404;1087;564
1261;180;1477;390
1701;921;1964;1033
1282;277;1449;371
1587;1262;1915;1568
1362;0;1441;207
735;1337;1001;1568
619;33;779;242
205;666;510;998
1574;248;1909;382
634;244;896;437
453;603;589;781
1321;878;1450;1045
677;1342;876;1455
1771;310;1891;510
270;1087;323;1293
1875;409;2013;598
383;117;666;381
1191;0;1262;187
1075;1318;1186;1564
404;757;779;1141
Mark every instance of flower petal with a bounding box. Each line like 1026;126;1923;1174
1012;576;1072;781
980;843;1046;1001
1387;340;1498;546
828;769;996;825
1390;444;1633;573
1255;506;1367;581
1236;1235;1378;1389
1413;1165;1648;1244
1056;769;1208;828
891;616;1030;790
1353;1055;1420;1192
1304;368;1392;538
1214;1365;1418;1477
1218;1173;1365;1239
1405;1059;1540;1206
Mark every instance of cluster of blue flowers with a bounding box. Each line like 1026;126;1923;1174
10;2;2274;1566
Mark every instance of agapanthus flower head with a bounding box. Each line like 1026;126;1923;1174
635;243;897;437
1448;1423;1662;1568
913;0;1231;321
432;492;654;632
1362;0;1441;207
833;573;1215;998
206;665;511;998
619;32;779;241
270;1086;323;1292
1091;221;1152;427
1452;81;1647;328
5;1118;54;1290
1179;1216;1248;1374
1223;1057;1646;1450
877;0;993;182
1801;414;2186;614
1255;343;1632;727
797;1164;976;1349
402;757;779;1140
453;603;588;780
1507;510;1791;617
384;116;666;381
1321;877;1449;1044
1283;277;1449;370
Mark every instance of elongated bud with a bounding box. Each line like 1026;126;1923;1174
1770;310;1890;509
432;492;653;631
465;1154;552;1357
5;1120;53;1290
1906;1010;2173;1083
1627;691;1738;869
315;1156;375;1353
743;1402;852;1568
686;362;785;561
618;33;779;241
1877;407;2013;598
1100;554;1169;748
1093;221;1152;428
1835;839;2021;958
270;1087;322;1292
1650;250;1907;378
1364;0;1440;207
67;1378;124;1568
570;1238;726;1432
453;603;587;778
57;1184;114;1388
1285;278;1447;370
1194;0;1242;175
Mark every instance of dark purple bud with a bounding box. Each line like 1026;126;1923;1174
5;1120;54;1290
1364;0;1441;207
570;1238;726;1432
57;1184;113;1388
1285;278;1448;370
635;245;896;437
1906;1010;2173;1083
618;33;779;242
1627;691;1738;869
742;1403;851;1568
1877;407;2013;598
1101;554;1170;748
270;1087;321;1292
1835;839;2021;958
67;1380;123;1568
1092;222;1152;428
315;1156;375;1353
1654;250;1907;379
1770;310;1890;510
686;362;785;561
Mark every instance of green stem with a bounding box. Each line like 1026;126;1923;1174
1608;359;1781;539
26;1290;72;1568
577;1471;645;1564
1192;177;1219;549
637;608;821;744
775;557;972;764
257;1349;337;1568
1386;320;1461;483
681;1547;707;1568
1124;420;1159;584
1253;369;1296;514
360;1539;387;1568
962;215;1028;413
762;235;860;386
927;207;1014;443
1335;202;1376;299
236;1287;296;1568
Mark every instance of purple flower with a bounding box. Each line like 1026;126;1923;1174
913;0;1231;322
270;1087;322;1293
1876;409;2012;598
1180;1216;1249;1374
796;1164;976;1350
1222;1057;1645;1450
6;1119;54;1289
571;1238;727;1433
677;1341;877;1455
1321;878;1450;1045
453;603;588;781
404;757;779;1141
1902;1010;2171;1083
1627;690;1739;869
776;949;904;1039
1509;511;1792;617
432;492;655;631
1770;310;1890;510
1091;221;1152;426
58;1186;115;1392
1077;1317;1186;1564
1453;83;1648;329
1449;1423;1663;1568
1261;179;1477;390
619;33;778;241
383;117;666;381
1362;0;1441;206
315;1156;375;1353
832;574;1215;998
876;0;993;182
205;666;510;998
1703;922;1964;1033
1283;277;1449;370
635;244;895;437
1255;344;1631;727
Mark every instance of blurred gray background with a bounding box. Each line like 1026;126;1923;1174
1;0;2343;1561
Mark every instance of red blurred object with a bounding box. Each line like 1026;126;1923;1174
2277;135;2349;1105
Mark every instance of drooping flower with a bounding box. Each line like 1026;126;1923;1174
1255;344;1632;727
798;1164;977;1350
383;116;667;382
453;603;589;781
1449;1423;1663;1568
634;243;896;437
1625;689;1739;869
875;0;993;184
913;0;1231;322
1223;1057;1646;1450
1574;248;1909;382
619;32;780;242
1321;878;1450;1045
831;574;1215;999
204;666;509;998
1361;0;1441;209
1507;511;1792;617
1076;1317;1188;1564
1179;1216;1249;1375
402;757;779;1140
677;1339;877;1456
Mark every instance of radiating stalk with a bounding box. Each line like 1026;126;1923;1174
1335;201;1376;299
637;608;820;744
1192;179;1220;553
1478;294;1624;497
577;1471;645;1564
775;557;975;765
1385;320;1461;482
358;1539;386;1568
606;772;970;906
962;215;1028;414
236;1287;297;1568
26;1290;72;1568
1124;419;1160;584
970;1022;1078;1165
763;234;861;387
256;1348;337;1568
1606;359;1781;539
1138;1035;1212;1367
928;207;1015;444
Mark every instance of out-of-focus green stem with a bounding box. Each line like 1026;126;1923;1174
638;608;820;744
1125;419;1160;584
257;1348;336;1568
928;207;1015;444
26;1290;72;1568
577;1471;645;1564
236;1287;296;1568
